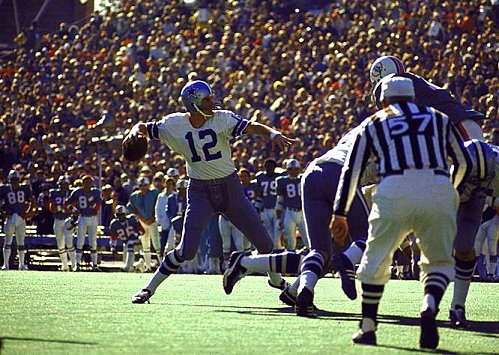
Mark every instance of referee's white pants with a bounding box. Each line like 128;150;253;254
358;170;458;285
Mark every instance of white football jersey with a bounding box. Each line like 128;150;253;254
146;110;249;180
315;126;362;165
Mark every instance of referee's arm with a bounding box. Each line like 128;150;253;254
333;128;370;218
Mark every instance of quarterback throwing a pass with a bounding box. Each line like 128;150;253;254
124;80;296;303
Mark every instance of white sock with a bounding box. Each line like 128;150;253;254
288;278;300;296
68;250;76;267
344;242;364;265
451;278;471;308
3;247;11;268
60;251;68;269
144;268;170;294
18;250;26;267
144;252;152;268
421;294;436;313
90;252;98;267
298;271;318;294
361;317;376;332
240;255;271;272
267;272;283;286
125;251;135;271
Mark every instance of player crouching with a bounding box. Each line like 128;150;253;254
109;205;145;272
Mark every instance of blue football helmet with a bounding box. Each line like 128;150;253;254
180;80;213;116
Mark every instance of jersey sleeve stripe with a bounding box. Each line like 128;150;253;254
236;119;250;136
146;122;160;140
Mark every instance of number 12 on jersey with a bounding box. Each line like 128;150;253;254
185;129;222;163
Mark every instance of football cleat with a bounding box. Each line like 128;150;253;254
73;264;81;272
449;305;468;328
61;266;70;272
223;252;247;295
1;265;9;271
91;266;102;272
268;279;292;291
295;287;315;317
332;253;357;300
420;309;439;349
19;265;29;271
132;289;152;304
352;329;377;345
279;288;297;306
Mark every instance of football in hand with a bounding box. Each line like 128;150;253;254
122;135;148;161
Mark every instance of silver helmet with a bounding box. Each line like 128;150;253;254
180;80;214;116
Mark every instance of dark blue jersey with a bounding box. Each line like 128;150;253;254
109;215;141;242
0;184;32;215
256;171;283;209
49;188;72;220
276;175;302;210
244;180;258;204
374;72;478;124
67;188;102;216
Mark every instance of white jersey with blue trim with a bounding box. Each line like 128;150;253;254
315;126;362;165
147;110;249;180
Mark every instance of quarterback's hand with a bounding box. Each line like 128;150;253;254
330;215;349;247
271;133;298;152
123;123;147;147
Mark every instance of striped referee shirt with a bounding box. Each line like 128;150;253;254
333;101;472;217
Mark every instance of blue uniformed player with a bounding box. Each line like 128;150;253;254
369;55;485;140
109;205;144;272
256;158;283;251
449;140;498;327
0;170;36;270
65;175;102;271
49;176;76;271
124;80;296;303
276;159;307;251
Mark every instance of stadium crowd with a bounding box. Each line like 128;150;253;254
0;0;498;273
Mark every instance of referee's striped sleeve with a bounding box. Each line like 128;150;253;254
447;119;472;191
334;127;370;217
146;122;160;140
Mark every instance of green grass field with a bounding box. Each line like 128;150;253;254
0;272;498;354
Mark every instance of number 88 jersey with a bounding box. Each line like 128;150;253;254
0;184;32;215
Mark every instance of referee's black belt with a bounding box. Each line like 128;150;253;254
287;207;302;212
380;169;449;178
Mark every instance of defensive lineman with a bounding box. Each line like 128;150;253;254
49;176;76;271
0;170;35;270
370;55;485;140
66;175;102;271
124;80;296;303
331;77;471;349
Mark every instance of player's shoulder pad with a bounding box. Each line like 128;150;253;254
275;175;286;182
255;171;265;178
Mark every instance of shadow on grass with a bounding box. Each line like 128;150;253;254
0;336;97;345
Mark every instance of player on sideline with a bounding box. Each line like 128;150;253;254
49;176;76;271
0;170;36;270
109;205;144;272
256;159;283;251
124;80;296;303
369;55;485;140
275;159;307;251
65;175;102;271
449;140;498;326
331;77;471;349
